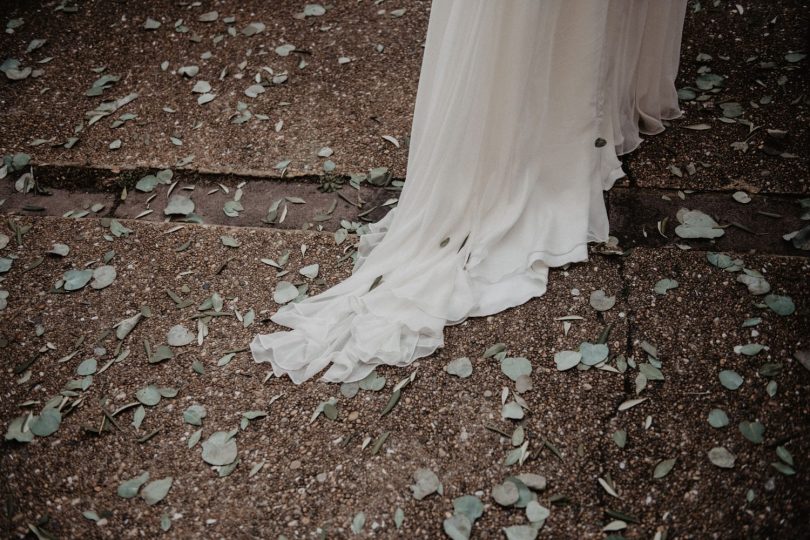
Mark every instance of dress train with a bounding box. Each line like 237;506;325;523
250;0;688;384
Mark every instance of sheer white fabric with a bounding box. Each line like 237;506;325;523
250;0;688;384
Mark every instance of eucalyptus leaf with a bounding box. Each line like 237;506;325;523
718;370;743;390
453;495;484;522
63;269;93;291
76;358;97;376
707;408;729;428
492;481;520;506
502;402;524;420
776;446;794;466
708;447;735;468
167;324;194;346
90;265;117;289
653;458;677;478
141;477;172;505
501;357;532;380
612;430;627;448
554;350;581;371
443;514;472;540
503;525;538;540
654;278;678;295
526;500;550;522
589;289;616;311
201;430;238;466
136;385;161;406
445;356;473;378
410;468;441;500
764;294;795;316
29;408;61;437
579;343;608;366
739;420;765;444
117;472;149;498
164;195;195;216
273;281;299;304
183;404;206;426
47;243;70;257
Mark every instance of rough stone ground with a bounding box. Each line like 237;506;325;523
0;217;807;540
0;0;807;192
1;0;809;539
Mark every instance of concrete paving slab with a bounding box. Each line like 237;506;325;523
113;177;398;231
0;215;637;539
626;0;809;194
1;1;806;193
618;247;809;538
0;0;428;178
608;186;809;256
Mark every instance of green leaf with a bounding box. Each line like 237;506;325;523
501;357;532;380
63;269;93;291
654;278;679;295
30;408;61;437
764;294;795;316
136;385;161;406
201;431;238;466
579;343;608;366
707;408;729;428
445;356;473;379
76;358;97;376
708;447;735;468
739;421;765;444
554;350;581;371
117;472;149;498
443;514;472;540
718;370;743;390
776;446;794;466
589;289;616;311
141;477;172;505
653;458;677;479
612;430;627;448
410;468;441;500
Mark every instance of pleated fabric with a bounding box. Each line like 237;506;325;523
250;0;688;384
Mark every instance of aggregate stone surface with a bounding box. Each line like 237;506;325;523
1;215;806;538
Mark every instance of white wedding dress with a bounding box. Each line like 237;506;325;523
250;0;688;384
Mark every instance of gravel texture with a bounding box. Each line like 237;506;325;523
0;216;807;538
1;0;807;192
0;0;428;177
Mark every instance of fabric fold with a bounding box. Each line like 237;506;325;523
250;0;687;384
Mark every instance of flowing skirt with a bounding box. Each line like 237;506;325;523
250;0;688;384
